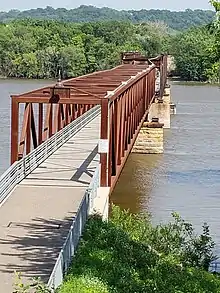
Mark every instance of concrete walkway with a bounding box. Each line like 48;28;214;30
0;115;100;292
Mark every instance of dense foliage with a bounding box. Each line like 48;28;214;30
171;27;218;81
55;206;219;293
171;1;220;82
0;20;170;79
0;3;218;82
0;6;215;31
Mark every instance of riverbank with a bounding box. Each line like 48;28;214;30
55;206;220;293
169;77;220;86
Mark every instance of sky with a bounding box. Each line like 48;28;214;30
0;0;214;12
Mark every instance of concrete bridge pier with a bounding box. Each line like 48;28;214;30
132;118;164;154
132;85;175;155
170;102;177;115
92;186;109;220
148;86;171;129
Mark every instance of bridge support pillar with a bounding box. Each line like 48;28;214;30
148;87;171;128
92;187;110;220
170;103;177;115
132;118;164;154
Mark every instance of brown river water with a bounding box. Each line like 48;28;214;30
0;80;220;254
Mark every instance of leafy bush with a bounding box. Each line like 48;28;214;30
13;272;51;293
58;276;110;293
57;206;220;293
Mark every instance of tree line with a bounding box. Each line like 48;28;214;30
0;6;215;31
0;20;171;79
171;0;220;82
0;1;219;82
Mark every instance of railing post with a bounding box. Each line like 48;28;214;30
11;97;19;164
26;103;31;155
100;98;109;187
160;57;164;98
38;103;43;145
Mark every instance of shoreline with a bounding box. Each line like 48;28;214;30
169;77;219;87
0;76;219;86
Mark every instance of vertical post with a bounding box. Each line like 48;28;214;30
49;104;53;138
100;98;108;187
160;57;164;98
58;104;61;131
72;104;76;121
11;97;19;164
38;103;43;145
26;103;31;155
116;97;122;166
30;104;37;148
108;103;113;186
164;55;168;86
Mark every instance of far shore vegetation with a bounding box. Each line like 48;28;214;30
0;1;219;83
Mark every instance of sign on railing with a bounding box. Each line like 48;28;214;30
0;105;101;205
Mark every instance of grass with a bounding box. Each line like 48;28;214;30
57;206;220;293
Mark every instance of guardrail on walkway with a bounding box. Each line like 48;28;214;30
209;261;220;273
47;165;100;290
0;105;101;205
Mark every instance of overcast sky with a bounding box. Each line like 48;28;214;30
0;0;214;12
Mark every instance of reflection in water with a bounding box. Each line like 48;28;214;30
111;84;220;255
111;154;162;213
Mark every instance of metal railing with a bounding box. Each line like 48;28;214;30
47;165;100;291
209;261;220;273
88;165;100;211
0;105;101;204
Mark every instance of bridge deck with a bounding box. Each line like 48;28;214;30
0;115;100;292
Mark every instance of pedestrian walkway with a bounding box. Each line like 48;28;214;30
0;115;100;292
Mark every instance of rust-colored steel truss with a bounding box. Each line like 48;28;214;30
11;54;168;191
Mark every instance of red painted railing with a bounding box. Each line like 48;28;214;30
100;64;157;189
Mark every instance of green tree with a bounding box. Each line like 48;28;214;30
172;27;218;81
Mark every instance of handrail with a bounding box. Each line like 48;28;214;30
47;164;100;291
209;261;220;273
0;105;101;205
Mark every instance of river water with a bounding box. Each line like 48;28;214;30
0;79;52;175
111;83;220;255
